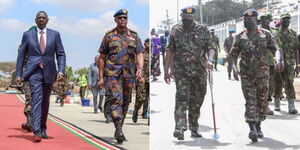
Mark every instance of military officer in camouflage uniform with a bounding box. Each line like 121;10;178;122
260;14;276;115
98;9;144;144
211;29;220;71
55;76;68;107
133;38;150;123
231;9;282;142
164;7;215;140
273;13;299;114
224;30;236;79
22;82;33;132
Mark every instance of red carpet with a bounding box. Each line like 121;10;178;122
0;93;118;150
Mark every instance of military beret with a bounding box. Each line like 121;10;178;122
210;29;215;32
280;13;291;19
260;13;273;21
229;30;235;33
181;6;196;15
145;38;149;43
113;9;128;17
243;9;258;17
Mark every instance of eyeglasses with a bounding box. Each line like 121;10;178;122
118;16;128;20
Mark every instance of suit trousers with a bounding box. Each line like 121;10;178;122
28;68;52;134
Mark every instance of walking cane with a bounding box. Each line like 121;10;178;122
208;70;219;140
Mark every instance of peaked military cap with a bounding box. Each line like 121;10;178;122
181;6;196;15
280;13;291;19
113;9;128;17
243;9;258;17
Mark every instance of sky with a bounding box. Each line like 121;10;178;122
150;0;198;29
0;0;149;70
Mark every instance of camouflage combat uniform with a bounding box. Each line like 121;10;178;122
23;82;32;120
167;22;215;132
273;28;299;100
224;35;235;77
99;28;143;122
135;49;149;111
212;34;220;69
55;78;68;106
231;28;279;122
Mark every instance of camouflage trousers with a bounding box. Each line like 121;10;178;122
174;75;207;132
107;76;135;122
23;82;32;116
135;82;149;111
241;72;269;122
268;66;276;100
214;51;219;66
274;65;295;99
227;55;233;75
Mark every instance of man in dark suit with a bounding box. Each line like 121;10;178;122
16;11;66;142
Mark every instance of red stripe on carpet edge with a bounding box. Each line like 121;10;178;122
49;116;119;150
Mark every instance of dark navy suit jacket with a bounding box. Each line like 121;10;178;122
16;28;66;83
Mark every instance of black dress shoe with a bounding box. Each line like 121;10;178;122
191;131;202;138
33;132;42;142
41;131;49;139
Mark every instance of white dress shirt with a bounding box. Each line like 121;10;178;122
37;27;47;46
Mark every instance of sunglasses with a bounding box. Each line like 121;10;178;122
118;16;128;20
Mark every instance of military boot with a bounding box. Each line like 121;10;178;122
21;115;33;132
266;102;274;115
191;130;202;138
114;121;125;144
173;129;184;140
288;99;298;114
132;109;138;123
256;121;264;138
228;73;231;80
248;121;258;142
274;98;281;111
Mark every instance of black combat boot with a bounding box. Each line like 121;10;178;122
21;115;33;132
173;129;184;140
132;109;138;123
191;130;202;138
228;73;231;80
114;121;125;144
256;121;263;138
248;121;258;142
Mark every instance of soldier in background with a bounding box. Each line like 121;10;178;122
211;29;220;71
164;6;215;140
223;30;236;80
133;38;150;123
55;76;68;107
273;13;299;114
260;14;276;115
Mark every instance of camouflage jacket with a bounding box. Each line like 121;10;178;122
143;50;150;82
224;36;234;54
167;23;216;77
212;34;220;52
99;27;144;78
274;28;299;66
54;79;68;96
231;28;279;76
